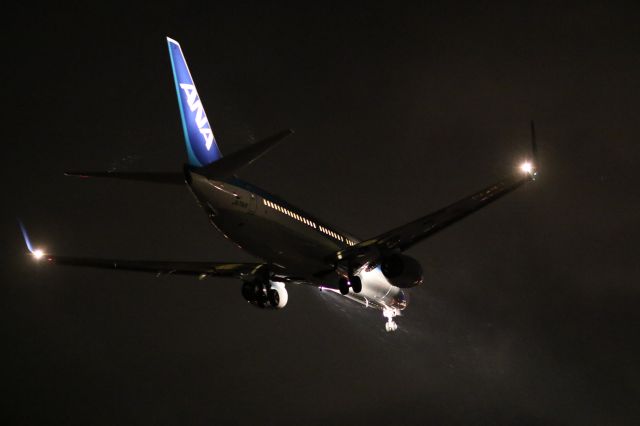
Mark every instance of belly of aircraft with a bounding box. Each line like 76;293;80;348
188;174;339;278
187;174;407;312
213;209;333;275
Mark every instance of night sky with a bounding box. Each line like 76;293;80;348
3;2;640;425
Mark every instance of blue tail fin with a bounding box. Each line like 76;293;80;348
167;37;223;167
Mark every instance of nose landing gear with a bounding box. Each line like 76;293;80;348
383;308;399;332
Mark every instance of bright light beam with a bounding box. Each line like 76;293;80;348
520;161;533;174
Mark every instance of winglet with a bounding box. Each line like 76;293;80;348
531;120;538;166
529;120;539;179
18;220;34;253
18;220;45;259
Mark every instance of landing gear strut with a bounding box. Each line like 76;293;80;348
383;308;399;332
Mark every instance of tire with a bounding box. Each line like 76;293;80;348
267;289;280;307
350;275;362;293
241;281;258;302
338;277;349;295
256;284;268;307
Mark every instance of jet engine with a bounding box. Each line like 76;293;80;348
241;280;288;309
379;254;423;288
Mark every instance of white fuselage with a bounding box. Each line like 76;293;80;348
186;172;407;312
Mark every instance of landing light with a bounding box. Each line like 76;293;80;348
32;249;44;260
520;161;533;174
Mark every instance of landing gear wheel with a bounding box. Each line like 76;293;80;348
338;277;350;295
256;286;269;308
383;308;400;332
350;275;362;293
257;296;269;308
267;289;280;307
241;282;259;303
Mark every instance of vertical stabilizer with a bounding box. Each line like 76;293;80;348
166;37;223;167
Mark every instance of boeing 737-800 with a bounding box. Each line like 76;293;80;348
22;37;538;331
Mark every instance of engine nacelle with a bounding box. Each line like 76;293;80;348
379;254;423;288
241;281;288;309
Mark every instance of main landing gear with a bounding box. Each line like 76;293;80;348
383;308;399;332
338;274;362;295
241;280;288;309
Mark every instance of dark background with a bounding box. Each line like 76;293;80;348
3;2;639;425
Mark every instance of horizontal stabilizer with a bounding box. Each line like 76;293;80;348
64;171;185;185
192;129;293;179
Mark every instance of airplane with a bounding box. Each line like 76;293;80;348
20;37;539;332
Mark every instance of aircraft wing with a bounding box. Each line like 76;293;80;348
19;224;295;282
337;169;535;263
334;124;540;266
30;253;263;278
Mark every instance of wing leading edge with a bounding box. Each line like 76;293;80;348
339;169;534;260
335;125;539;265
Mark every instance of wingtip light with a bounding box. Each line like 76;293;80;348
520;161;534;174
